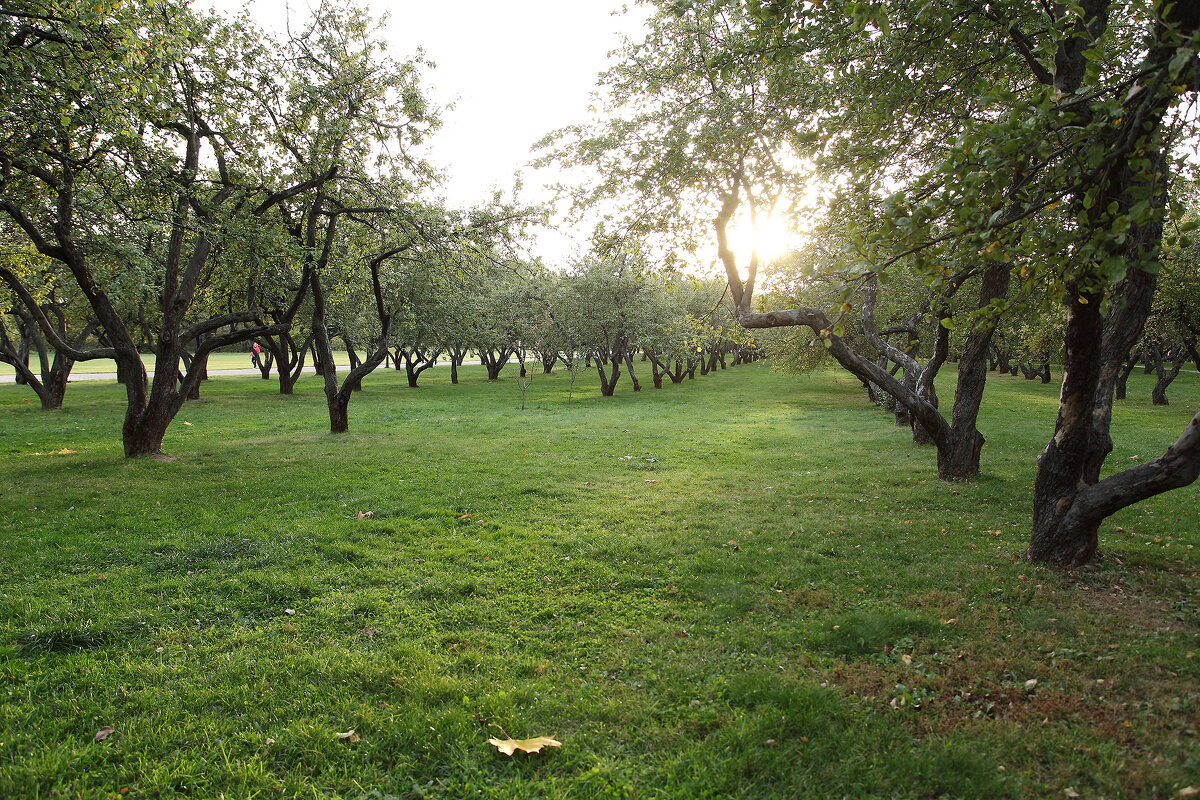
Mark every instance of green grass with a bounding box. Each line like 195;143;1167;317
0;361;1197;799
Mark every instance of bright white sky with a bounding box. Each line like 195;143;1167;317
205;0;649;264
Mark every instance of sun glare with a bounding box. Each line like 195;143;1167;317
726;214;798;264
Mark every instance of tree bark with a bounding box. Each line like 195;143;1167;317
481;347;512;381
448;346;466;385
623;347;642;392
1028;287;1108;566
1114;350;1139;400
1150;349;1184;405
1030;409;1200;564
596;352;621;396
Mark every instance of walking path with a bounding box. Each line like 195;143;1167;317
0;359;487;384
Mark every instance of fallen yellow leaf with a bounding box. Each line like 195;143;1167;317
487;735;561;756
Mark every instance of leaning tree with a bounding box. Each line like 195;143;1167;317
541;0;1031;479
550;0;1200;566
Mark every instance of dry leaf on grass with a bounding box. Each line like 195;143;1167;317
335;729;360;743
487;735;561;756
94;726;114;743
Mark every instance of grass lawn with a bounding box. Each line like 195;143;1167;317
0;361;1197;799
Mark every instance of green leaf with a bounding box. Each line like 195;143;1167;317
1168;47;1194;80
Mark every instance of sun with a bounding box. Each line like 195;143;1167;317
725;213;798;265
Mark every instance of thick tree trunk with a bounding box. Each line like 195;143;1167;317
1151;351;1183;406
1028;289;1108;566
400;346;441;388
1032;410;1200;565
935;264;1011;478
445;347;463;384
1026;71;1186;567
482;348;510;381
937;428;985;480
185;371;201;401
122;337;185;457
647;352;668;388
596;354;621;396
329;393;349;434
5;360;69;410
123;406;172;456
1081;183;1164;484
0;318;75;410
41;370;68;410
266;332;310;395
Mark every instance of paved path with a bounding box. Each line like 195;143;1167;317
0;365;335;384
0;360;487;384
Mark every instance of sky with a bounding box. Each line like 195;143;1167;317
205;0;649;264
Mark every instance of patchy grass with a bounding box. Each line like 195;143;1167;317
0;361;1196;799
